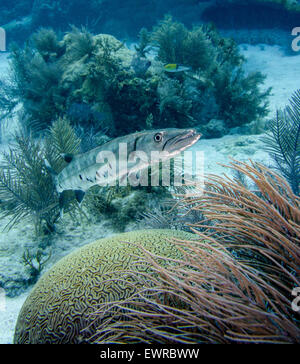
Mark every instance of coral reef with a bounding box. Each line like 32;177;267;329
7;37;66;133
13;229;195;344
1;22;270;138
87;161;300;344
2;28;133;136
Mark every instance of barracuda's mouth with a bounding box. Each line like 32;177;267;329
164;129;201;154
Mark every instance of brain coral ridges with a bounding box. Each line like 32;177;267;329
13;229;195;344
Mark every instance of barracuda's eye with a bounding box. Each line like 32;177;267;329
154;133;163;143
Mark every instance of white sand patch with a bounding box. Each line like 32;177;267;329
189;133;273;179
240;44;300;115
0;290;29;344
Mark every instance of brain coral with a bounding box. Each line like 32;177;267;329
14;229;195;344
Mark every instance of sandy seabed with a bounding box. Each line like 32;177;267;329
0;44;299;344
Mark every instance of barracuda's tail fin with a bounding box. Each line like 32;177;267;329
44;160;65;216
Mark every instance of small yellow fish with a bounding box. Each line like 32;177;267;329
164;64;190;73
164;64;178;71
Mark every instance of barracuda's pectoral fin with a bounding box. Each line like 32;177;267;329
74;190;85;204
58;190;85;219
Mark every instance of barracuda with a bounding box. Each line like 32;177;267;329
48;128;201;211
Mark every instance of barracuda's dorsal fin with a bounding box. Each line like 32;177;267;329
61;153;74;164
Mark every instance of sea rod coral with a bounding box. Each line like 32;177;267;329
86;161;300;344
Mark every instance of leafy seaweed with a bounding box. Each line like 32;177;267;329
152;16;213;72
0;118;82;235
150;16;271;131
0;132;59;235
32;28;64;62
45;117;81;173
64;26;96;62
22;248;52;284
264;89;300;195
134;27;151;58
8;42;65;133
